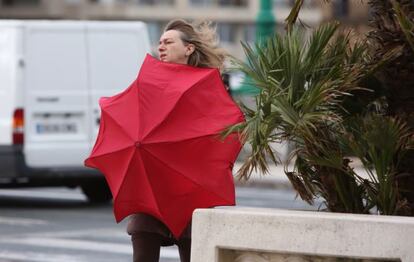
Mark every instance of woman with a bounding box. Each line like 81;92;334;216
127;19;228;262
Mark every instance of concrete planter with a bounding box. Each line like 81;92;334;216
191;207;414;262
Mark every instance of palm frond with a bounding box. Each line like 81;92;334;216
344;114;413;215
392;0;414;52
285;0;304;32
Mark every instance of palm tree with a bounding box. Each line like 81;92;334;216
367;0;414;215
225;0;414;215
228;23;374;213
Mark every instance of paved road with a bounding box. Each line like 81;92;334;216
0;186;322;262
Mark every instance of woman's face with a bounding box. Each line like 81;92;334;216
158;30;194;64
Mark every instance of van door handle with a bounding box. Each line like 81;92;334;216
18;58;25;68
37;97;59;102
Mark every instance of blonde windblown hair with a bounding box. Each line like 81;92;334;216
164;19;227;70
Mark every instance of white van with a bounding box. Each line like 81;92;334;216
0;20;151;202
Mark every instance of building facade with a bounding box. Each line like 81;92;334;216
321;0;370;37
0;0;324;59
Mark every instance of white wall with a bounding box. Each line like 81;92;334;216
192;207;414;261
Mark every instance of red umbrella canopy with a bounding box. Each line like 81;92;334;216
85;54;245;238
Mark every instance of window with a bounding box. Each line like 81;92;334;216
2;0;40;6
189;0;210;6
137;0;174;5
89;0;121;3
190;0;246;7
333;0;349;18
243;24;256;43
217;23;237;43
147;21;163;45
218;0;247;7
273;0;315;8
273;0;292;8
65;0;81;4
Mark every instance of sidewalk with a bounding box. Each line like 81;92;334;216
233;159;369;189
233;161;291;189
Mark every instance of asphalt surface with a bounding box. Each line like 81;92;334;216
0;185;322;262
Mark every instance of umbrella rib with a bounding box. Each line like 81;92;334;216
86;144;134;160
104;110;137;143
142;70;216;141
111;146;136;201
113;149;162;218
134;150;164;219
141;147;232;204
144;133;223;145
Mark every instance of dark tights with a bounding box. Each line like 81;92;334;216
131;232;191;262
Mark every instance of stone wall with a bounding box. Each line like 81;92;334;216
191;208;413;262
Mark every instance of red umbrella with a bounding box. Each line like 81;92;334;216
85;54;244;238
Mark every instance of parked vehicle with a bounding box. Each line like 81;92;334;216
0;20;151;202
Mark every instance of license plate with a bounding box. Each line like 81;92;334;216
36;123;78;134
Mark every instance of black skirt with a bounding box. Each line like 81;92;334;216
126;213;191;246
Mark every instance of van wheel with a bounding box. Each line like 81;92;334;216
81;180;112;204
